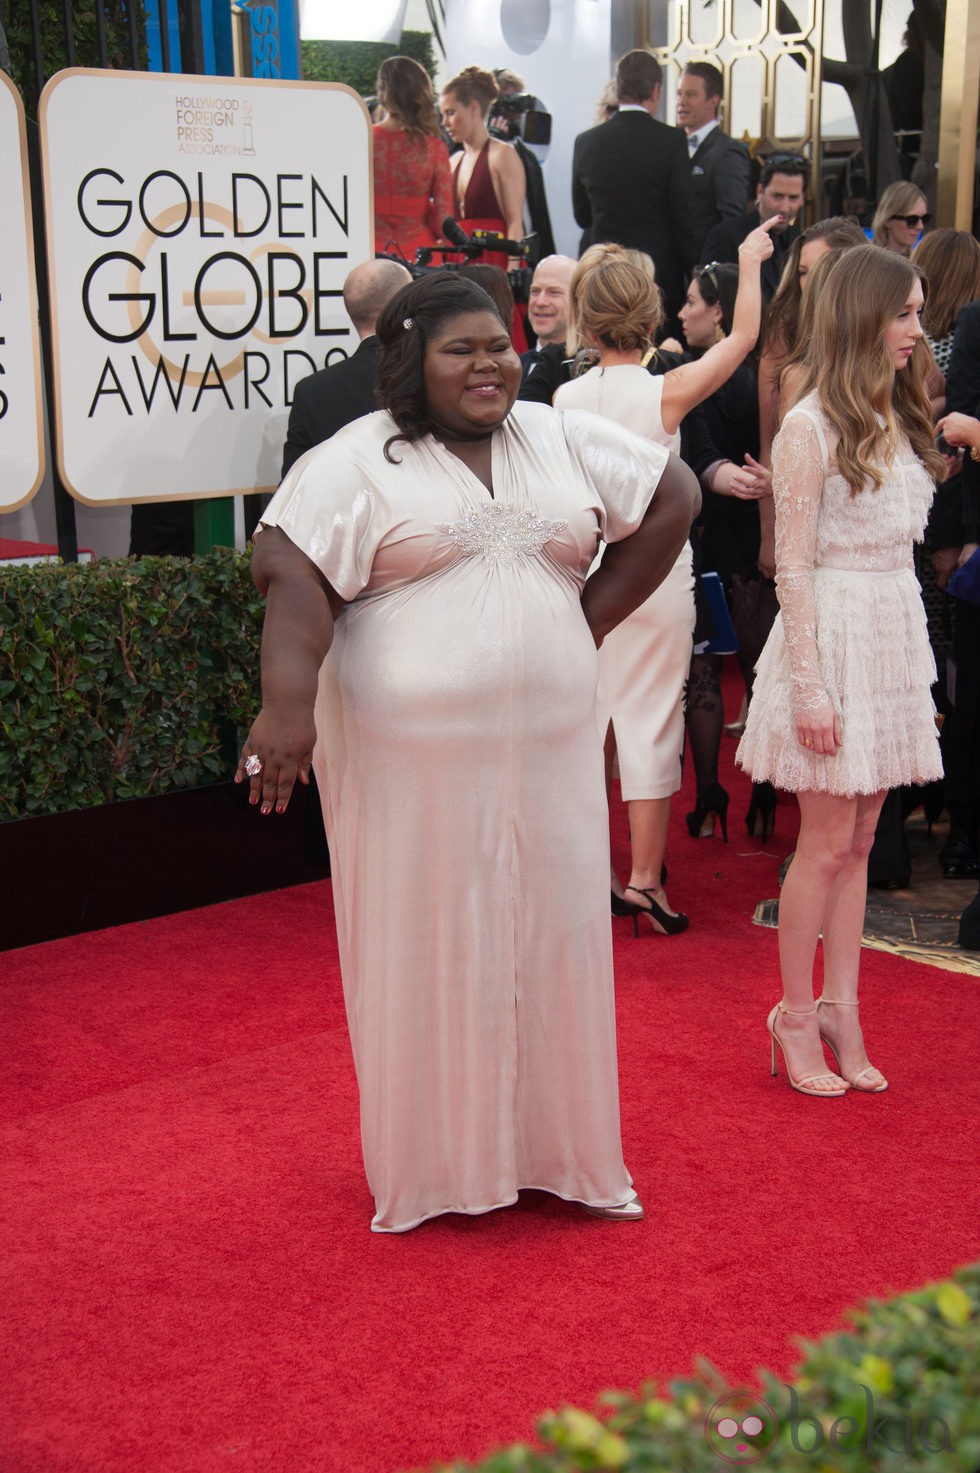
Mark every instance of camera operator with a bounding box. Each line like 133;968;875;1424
490;68;556;258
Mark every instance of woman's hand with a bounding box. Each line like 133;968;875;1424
737;215;780;267
236;700;317;815
930;545;962;590
729;453;772;501
937;411;980;454
794;698;842;757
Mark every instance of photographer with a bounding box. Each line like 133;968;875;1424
490;68;556;258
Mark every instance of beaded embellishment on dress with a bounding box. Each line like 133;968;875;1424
437;504;568;562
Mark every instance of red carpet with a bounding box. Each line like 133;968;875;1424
2;732;978;1473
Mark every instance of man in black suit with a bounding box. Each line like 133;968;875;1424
571;49;698;326
676;61;751;258
280;257;412;478
700;154;808;301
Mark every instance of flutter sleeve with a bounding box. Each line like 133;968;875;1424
555;407;670;543
426;137;453;242
772;408;830;717
258;441;390;602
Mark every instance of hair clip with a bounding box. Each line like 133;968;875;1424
403;317;413;330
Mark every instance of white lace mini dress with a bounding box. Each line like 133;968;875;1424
737;394;942;796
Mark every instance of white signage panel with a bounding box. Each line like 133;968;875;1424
40;70;372;504
0;73;45;513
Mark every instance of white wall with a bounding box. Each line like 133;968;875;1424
445;0;615;256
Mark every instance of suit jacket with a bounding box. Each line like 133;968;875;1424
700;209;800;301
686;127;751;258
946;299;980;542
281;336;379;478
571;110;698;321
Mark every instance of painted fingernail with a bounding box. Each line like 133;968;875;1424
276;802;287;814
249;792;259;805
261;801;272;815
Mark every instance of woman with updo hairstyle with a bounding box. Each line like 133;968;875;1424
439;64;526;271
737;244;944;1097
554;220;777;934
239;270;700;1232
872;180;931;257
372;55;452;259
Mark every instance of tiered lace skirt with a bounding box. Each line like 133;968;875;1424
737;565;942;795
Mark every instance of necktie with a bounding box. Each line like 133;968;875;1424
688;134;699;156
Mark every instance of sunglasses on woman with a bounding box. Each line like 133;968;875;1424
890;212;931;228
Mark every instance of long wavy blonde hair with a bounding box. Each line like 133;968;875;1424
795;244;944;495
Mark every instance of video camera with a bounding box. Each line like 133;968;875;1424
377;219;540;304
488;93;552;148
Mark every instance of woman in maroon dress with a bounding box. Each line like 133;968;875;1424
439;65;526;272
372;56;452;261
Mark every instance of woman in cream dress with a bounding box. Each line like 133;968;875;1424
236;274;698;1232
554;223;776;933
738;246;943;1095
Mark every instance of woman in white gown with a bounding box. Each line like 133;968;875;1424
737;245;944;1095
554;223;777;933
237;274;699;1231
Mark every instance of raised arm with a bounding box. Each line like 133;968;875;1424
581;453;700;646
236;527;337;814
659;218;779;433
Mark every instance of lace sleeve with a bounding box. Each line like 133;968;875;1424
772;411;830;716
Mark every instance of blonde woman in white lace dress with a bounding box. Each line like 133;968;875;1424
738;246;944;1096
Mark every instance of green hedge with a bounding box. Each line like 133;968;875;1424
5;1;147;120
301;30;438;95
432;1264;979;1471
0;550;263;821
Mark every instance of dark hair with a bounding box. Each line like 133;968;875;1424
694;261;739;336
760;153;809;189
615;49;662;105
376;56;441;141
375;273;509;459
458;263;515;328
682;61;723;100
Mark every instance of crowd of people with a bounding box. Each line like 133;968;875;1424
237;46;980;1230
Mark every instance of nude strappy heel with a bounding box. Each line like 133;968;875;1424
816;997;888;1092
767;1002;849;1096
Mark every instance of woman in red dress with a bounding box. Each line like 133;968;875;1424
373;56;452;262
439;65;526;272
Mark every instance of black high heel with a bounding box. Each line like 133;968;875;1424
685;783;729;842
626;887;689;936
611;864;667;917
745;781;777;841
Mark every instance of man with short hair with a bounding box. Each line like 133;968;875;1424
676;62;750;257
571;49;697;325
518;254;576;404
281;257;412;477
700;154;808;299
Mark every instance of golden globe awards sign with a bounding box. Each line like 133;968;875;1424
0;73;45;513
39;70;372;504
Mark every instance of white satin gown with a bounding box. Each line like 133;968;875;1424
260;401;670;1231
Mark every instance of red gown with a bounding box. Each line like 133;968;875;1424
373;127;452;261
